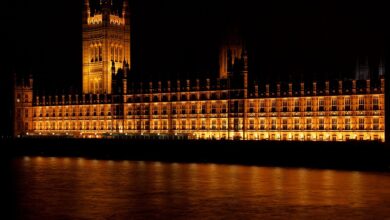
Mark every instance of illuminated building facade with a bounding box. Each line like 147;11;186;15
13;0;385;141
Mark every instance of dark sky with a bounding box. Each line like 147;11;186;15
0;0;389;135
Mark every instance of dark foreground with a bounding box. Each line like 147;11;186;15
2;138;390;171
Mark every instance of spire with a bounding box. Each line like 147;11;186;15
355;56;370;80
122;0;129;17
83;0;90;24
379;56;385;77
111;60;116;76
28;73;34;88
242;49;248;72
100;0;112;14
227;48;233;76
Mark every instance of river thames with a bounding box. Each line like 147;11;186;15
8;157;390;219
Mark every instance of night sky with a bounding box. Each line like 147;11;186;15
0;0;389;136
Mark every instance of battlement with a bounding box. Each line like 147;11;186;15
109;15;124;25
87;14;102;25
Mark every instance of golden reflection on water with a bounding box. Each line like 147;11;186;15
12;157;390;219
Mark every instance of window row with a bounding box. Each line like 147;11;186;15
90;45;123;63
33;117;381;131
253;96;381;113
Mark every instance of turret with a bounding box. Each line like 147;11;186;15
83;0;90;24
241;49;248;96
28;74;33;88
219;26;243;79
379;57;385;77
101;0;111;25
13;74;33;137
122;61;128;94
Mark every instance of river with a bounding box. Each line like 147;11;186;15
9;157;390;219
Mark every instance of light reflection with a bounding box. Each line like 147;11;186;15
297;168;308;205
273;167;283;197
13;158;390;219
350;171;363;207
77;157;84;166
322;169;335;205
122;160;130;166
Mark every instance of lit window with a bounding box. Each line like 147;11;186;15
319;118;324;130
344;97;351;111
282;119;287;130
306;99;312;111
212;120;217;130
259;100;265;112
191;120;196;130
358;97;365;111
282;100;288;112
249;102;254;113
201;104;206;114
294;99;299;112
260;119;265;130
222;120;227;129
332;118;337;130
294;118;299;130
373;118;379;130
373;96;379;110
191;105;196;114
319;98;324;111
332;98;337;111
271;119;276;130
345;118;351;130
306;118;312;130
249;119;254;130
271;100;276;112
154;121;158;130
221;104;227;113
163;120;167;130
211;104;216;113
181;120;186;130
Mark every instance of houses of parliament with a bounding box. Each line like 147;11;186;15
13;0;385;141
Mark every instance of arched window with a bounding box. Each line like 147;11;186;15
98;46;102;61
119;47;122;62
111;46;114;61
90;47;94;62
127;121;132;130
94;46;98;62
115;47;118;62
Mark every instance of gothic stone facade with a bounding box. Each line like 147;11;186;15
13;0;385;141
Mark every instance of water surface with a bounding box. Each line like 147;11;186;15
11;157;390;219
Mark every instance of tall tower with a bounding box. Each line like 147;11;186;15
355;56;370;80
379;56;385;77
219;27;243;79
13;74;33;137
82;0;131;94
